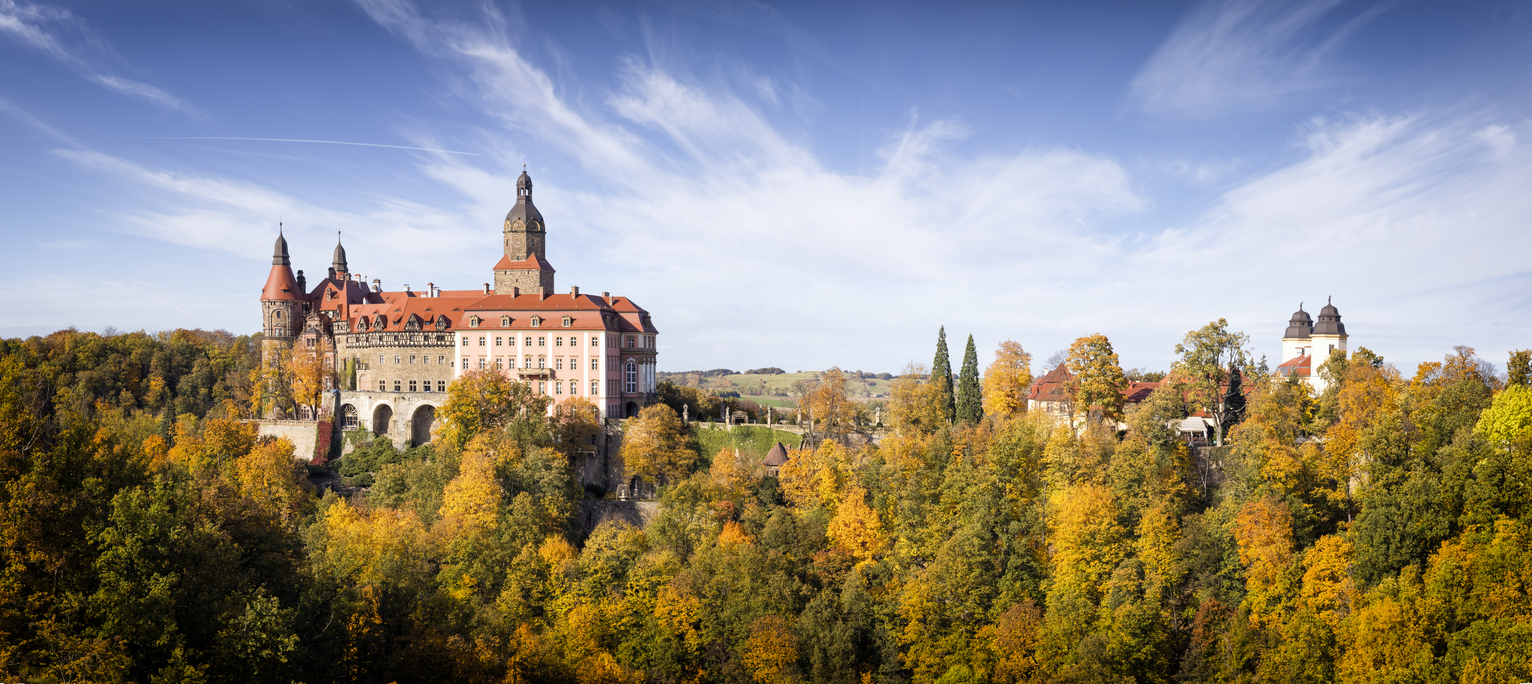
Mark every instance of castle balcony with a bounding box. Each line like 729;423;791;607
516;367;553;379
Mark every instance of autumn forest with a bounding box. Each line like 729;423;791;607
3;324;1532;683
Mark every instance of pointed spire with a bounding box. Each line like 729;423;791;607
332;230;349;275
273;222;291;266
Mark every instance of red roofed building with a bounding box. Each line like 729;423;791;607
259;170;658;446
1277;299;1348;393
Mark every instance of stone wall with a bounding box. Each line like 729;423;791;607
336;390;444;447
256;420;324;462
576;500;660;534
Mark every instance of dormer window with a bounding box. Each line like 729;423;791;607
562;316;572;327
501;315;511;326
469;316;480;327
531;316;541;327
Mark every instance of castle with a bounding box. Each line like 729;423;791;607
259;170;659;447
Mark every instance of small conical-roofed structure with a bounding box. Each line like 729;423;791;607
762;441;790;477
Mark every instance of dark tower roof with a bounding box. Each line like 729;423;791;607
1313;296;1346;336
1284;304;1313;339
505;169;544;228
332;233;348;275
273;228;291;266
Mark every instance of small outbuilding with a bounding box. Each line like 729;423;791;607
762;441;789;478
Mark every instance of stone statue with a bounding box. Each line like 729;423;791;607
682;404;689;423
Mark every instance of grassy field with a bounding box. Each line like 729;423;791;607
677;370;895;399
691;424;802;468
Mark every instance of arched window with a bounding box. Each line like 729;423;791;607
274;310;283;320
625;359;637;393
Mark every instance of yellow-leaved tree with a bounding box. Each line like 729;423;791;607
287;337;332;420
982;340;1033;419
1234;495;1297;629
438;369;549;451
620;404;697;484
438;441;505;533
742;614;799;684
800;367;857;442
233;437;308;522
709;446;758;501
888;362;948;437
552;396;602;461
827;486;886;562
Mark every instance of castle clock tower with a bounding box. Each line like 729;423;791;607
493;170;557;294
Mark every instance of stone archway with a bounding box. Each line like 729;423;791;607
410;405;436;446
373;404;394;436
625;401;639;418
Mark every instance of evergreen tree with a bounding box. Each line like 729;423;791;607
1220;365;1245;436
933;326;955;423
956;334;983;424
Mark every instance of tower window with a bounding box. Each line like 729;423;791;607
409;380;417;392
438;381;446;392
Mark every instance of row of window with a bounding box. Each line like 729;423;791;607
468;356;599;371
531;380;604;396
379;379;448;393
468;314;572;328
466;335;598;348
382;354;448;365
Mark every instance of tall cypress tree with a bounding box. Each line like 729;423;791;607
956;334;983;424
932;326;954;423
1221;365;1246;436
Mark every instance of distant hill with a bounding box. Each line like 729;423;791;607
658;369;897;399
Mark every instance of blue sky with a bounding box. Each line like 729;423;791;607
2;0;1530;375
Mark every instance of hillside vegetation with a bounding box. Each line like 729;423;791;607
3;326;1532;683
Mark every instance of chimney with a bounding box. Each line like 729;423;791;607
571;286;580;297
372;278;381;292
296;270;306;293
604;292;614;304
512;287;520;297
538;286;547;301
427;282;437;297
403;284;411;294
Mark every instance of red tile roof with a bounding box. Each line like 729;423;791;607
493;254;556;272
261;264;303;302
1275;354;1313;378
1027;363;1072;403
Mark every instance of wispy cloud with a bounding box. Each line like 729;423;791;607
0;0;199;116
1129;0;1381;118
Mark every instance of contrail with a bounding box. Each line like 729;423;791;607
10;136;479;155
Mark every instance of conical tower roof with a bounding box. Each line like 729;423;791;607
1284;304;1313;339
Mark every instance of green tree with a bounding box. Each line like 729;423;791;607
955;334;983;424
933;326;955;424
1066;333;1129;424
1173;319;1253;446
1508;349;1531;387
